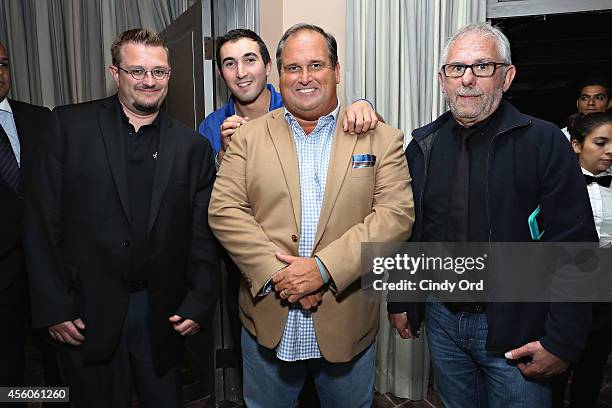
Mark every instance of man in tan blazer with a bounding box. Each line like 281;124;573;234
209;23;414;407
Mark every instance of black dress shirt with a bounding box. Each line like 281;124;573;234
422;104;504;243
118;102;160;283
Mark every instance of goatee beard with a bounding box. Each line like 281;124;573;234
133;101;159;114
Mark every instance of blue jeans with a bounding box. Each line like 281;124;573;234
241;328;374;407
425;300;551;408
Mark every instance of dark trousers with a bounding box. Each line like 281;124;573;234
33;329;69;408
0;272;26;386
224;253;243;370
0;271;66;407
552;304;612;408
0;272;27;408
57;290;181;408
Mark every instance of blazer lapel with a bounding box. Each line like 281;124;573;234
313;109;355;249
98;97;131;227
148;113;176;235
267;110;301;230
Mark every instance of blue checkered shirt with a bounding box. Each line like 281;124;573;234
275;103;339;361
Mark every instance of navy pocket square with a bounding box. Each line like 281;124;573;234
352;154;376;168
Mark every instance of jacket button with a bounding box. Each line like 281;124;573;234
291;234;298;242
122;240;130;248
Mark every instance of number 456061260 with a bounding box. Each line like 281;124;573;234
1;387;69;402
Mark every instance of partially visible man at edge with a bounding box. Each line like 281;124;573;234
0;41;63;407
388;22;597;407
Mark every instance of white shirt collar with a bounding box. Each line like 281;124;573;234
0;97;12;114
283;98;341;122
582;167;612;177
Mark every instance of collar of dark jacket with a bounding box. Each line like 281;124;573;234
411;100;531;141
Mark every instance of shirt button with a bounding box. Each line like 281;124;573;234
291;234;298;242
122;240;130;248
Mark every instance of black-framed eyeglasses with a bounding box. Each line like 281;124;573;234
441;62;509;78
115;65;170;80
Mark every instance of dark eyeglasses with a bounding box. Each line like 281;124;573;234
441;62;509;78
115;65;170;80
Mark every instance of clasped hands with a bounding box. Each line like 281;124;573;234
272;252;325;310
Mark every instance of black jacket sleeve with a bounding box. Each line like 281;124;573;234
175;138;221;328
23;108;78;328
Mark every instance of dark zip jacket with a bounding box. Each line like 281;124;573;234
388;101;598;362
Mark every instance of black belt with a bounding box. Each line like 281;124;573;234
128;280;148;293
444;302;487;313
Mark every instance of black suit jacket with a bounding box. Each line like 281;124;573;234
0;99;51;290
24;95;220;375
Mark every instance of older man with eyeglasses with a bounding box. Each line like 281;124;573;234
387;22;597;407
24;28;219;407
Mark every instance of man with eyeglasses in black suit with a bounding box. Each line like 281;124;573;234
24;29;219;407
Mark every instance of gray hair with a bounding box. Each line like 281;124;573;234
439;22;512;68
275;23;338;73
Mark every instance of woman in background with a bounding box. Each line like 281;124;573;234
556;111;612;407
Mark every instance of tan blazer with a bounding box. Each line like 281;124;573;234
209;107;414;362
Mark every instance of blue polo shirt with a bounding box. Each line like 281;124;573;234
198;83;284;154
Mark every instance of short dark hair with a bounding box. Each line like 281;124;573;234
215;29;271;71
576;77;611;99
111;28;167;66
569;111;612;143
275;23;338;73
